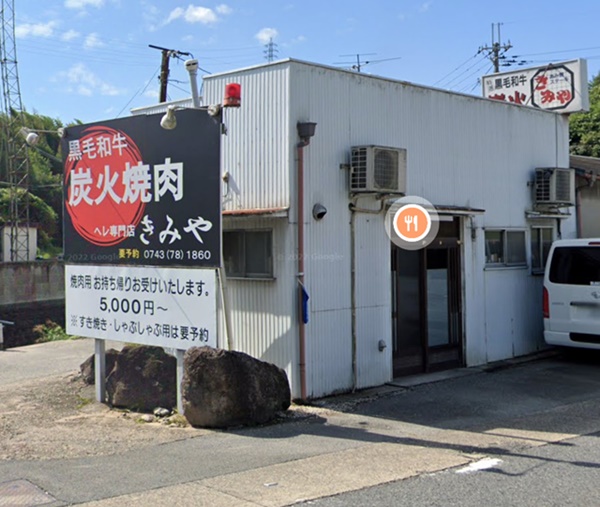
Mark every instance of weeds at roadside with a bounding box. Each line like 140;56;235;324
76;395;92;409
33;320;80;343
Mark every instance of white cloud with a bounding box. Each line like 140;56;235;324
84;33;104;49
215;4;232;15
61;29;80;42
185;6;217;22
166;6;185;23
419;1;432;12
142;2;161;31
15;21;57;38
65;0;104;9
77;85;93;96
59;63;121;97
144;88;159;99
99;82;120;96
167;5;219;24
255;27;278;45
291;35;306;44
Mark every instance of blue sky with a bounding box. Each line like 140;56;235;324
15;0;600;124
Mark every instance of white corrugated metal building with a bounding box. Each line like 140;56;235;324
160;59;577;399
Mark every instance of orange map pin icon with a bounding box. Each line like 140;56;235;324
393;204;432;243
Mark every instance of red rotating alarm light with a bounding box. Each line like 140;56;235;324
223;83;241;107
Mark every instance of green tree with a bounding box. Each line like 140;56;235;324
570;73;600;156
0;187;58;253
0;111;66;256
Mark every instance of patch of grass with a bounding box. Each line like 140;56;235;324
76;395;93;409
163;413;188;427
134;415;154;424
33;320;80;343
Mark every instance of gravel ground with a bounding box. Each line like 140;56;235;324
0;373;200;461
0;372;326;462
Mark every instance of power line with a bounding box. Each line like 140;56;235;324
460;64;494;94
513;45;600;58
116;64;161;117
167;81;193;95
441;53;488;89
18;32;259;70
450;59;493;91
433;52;482;87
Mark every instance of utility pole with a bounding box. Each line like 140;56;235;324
264;38;278;62
149;45;192;103
479;23;512;73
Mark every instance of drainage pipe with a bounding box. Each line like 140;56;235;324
297;140;309;400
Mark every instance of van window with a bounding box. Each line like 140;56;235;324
549;246;600;285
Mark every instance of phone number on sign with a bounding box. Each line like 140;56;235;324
143;249;212;261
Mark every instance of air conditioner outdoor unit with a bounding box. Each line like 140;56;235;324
534;168;575;206
350;145;407;194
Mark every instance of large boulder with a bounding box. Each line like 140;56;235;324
182;347;291;428
106;345;176;411
80;348;120;385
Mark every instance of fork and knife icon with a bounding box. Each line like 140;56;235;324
404;214;418;232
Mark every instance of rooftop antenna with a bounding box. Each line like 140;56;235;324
334;53;402;73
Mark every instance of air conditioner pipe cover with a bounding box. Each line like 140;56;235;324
312;203;327;220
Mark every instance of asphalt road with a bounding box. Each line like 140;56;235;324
303;349;600;507
0;338;122;385
300;433;600;507
2;343;600;506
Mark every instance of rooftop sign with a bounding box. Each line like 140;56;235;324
482;59;589;113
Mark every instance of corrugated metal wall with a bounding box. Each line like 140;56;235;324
205;65;292;212
205;66;302;397
220;216;299;394
580;184;600;237
204;60;574;398
286;61;573;395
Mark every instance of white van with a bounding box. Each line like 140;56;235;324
543;238;600;349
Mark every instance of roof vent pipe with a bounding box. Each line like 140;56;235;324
185;59;201;109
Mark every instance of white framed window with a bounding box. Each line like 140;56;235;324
531;226;553;274
223;229;274;279
485;229;527;267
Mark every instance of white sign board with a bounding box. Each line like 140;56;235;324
482;59;589;113
65;264;217;349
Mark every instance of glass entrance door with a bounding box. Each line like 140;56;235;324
392;247;424;375
392;217;463;377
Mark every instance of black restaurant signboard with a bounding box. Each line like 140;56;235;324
61;108;221;267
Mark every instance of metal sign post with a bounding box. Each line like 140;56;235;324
175;349;185;414
94;339;106;403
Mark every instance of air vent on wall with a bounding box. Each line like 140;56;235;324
350;146;407;194
534;168;575;206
